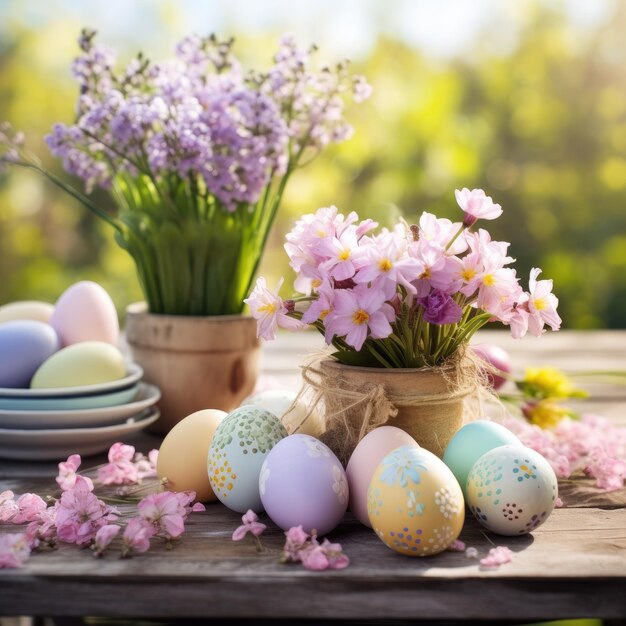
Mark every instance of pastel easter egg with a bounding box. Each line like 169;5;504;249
0;301;55;324
208;406;287;513
158;409;227;502
368;445;464;557
443;420;522;497
473;344;512;390
260;435;348;535
466;444;558;536
30;341;126;388
346;426;419;527
49;281;119;347
240;389;323;437
0;321;59;388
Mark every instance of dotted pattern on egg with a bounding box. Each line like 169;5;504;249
367;446;464;556
208;408;286;501
467;447;558;535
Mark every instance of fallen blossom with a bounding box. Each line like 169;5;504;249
12;493;48;524
137;490;200;539
0;490;18;522
97;442;139;485
122;517;155;557
555;497;564;508
283;525;309;561
465;547;479;559
0;533;31;568
281;526;349;571
134;449;159;481
232;510;267;541
480;546;513;569
92;524;121;557
55;476;118;546
446;539;466;552
505;414;626;491
56;454;93;492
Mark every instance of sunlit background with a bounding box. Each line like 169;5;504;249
1;0;625;328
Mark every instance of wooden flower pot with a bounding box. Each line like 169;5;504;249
125;303;260;434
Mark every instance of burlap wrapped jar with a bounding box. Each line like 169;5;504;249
292;349;480;466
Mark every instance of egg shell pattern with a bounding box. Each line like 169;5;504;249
368;445;465;557
443;420;522;497
49;281;119;347
208;406;287;513
0;321;59;388
260;435;348;536
466;444;558;536
346;426;419;528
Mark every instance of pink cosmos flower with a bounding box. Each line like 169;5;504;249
122;517;155;556
245;277;305;341
526;268;561;336
479;546;513;569
324;285;395;351
0;533;31;569
92;524;121;556
12;493;47;524
55;477;118;546
354;229;423;298
232;509;267;541
455;188;503;226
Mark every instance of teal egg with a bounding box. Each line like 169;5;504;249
443;420;522;496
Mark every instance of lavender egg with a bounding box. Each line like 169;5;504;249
0;321;59;388
259;434;348;536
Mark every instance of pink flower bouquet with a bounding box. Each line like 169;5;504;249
247;188;561;368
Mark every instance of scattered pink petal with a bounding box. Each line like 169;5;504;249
465;547;479;559
191;502;206;513
299;544;330;570
232;509;267;541
12;493;47;524
480;546;514;569
0;533;31;568
283;525;309;560
122;517;155;556
555;497;564;508
56;454;84;491
447;539;466;552
93;524;121;556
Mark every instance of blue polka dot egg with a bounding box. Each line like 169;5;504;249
466;444;558;536
367;445;465;557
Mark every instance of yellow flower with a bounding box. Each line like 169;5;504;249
523;400;569;429
521;366;587;400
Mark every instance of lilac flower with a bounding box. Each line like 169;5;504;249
418;290;462;325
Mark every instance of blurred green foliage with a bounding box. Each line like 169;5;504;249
1;3;626;328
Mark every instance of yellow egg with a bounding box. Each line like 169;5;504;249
30;341;126;388
0;301;55;324
368;445;465;557
157;409;226;502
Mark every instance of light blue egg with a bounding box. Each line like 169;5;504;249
208;405;287;513
443;420;522;496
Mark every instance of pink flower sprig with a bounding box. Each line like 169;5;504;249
97;443;159;486
232;510;267;552
0;447;205;567
282;525;349;571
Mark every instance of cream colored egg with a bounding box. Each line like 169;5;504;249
30;341;126;388
241;389;323;437
0;301;55;324
368;445;465;557
157;409;227;502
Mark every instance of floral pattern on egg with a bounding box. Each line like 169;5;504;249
367;445;465;557
466;444;558;536
207;406;287;514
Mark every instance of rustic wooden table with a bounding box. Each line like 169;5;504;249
1;330;625;622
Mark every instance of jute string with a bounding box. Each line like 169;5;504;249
283;345;506;465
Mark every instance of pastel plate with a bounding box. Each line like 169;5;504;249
0;385;139;411
0;363;143;399
0;408;160;460
0;383;160;429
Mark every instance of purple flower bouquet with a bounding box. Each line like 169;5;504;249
0;30;370;315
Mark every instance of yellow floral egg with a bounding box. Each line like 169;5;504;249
367;445;465;557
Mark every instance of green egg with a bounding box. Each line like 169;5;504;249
30;341;126;389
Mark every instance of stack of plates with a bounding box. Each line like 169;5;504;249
0;364;161;460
